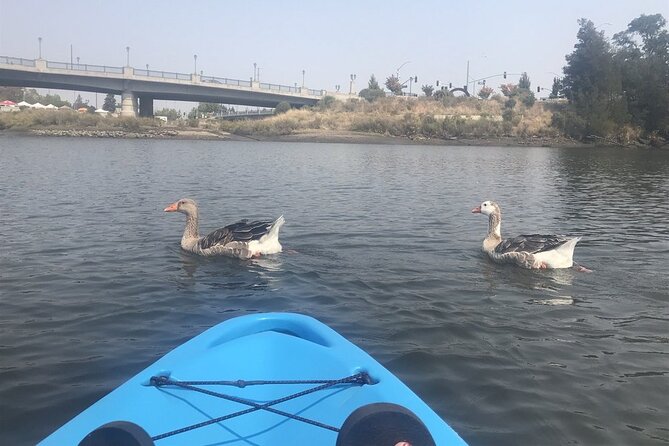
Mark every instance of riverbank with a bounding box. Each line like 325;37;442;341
2;97;666;149
8;127;660;149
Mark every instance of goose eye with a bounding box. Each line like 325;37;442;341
483;203;487;207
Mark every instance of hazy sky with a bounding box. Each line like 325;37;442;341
1;0;668;107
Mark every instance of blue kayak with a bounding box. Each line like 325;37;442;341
39;313;468;446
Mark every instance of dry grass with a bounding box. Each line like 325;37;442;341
0;110;160;131
1;97;563;141
218;95;555;139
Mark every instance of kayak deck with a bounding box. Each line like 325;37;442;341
39;313;468;445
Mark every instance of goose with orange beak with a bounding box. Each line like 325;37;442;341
472;200;581;269
164;198;284;259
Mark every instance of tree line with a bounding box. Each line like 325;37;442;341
556;14;668;142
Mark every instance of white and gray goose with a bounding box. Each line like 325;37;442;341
164;198;284;259
472;200;581;269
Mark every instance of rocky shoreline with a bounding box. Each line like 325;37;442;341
31;128;182;139
6;127;665;149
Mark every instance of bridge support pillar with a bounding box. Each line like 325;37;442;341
138;96;153;117
121;90;138;117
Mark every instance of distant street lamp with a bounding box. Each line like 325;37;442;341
349;74;357;94
253;62;257;82
194;54;197;74
38;37;42;59
302;69;305;88
76;56;80;65
146;63;149;71
126;46;130;66
396;61;410;78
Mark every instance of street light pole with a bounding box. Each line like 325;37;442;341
396;60;410;78
466;60;470;93
253;62;257;82
126;46;130;66
38;37;42;59
194;54;197;74
349;74;357;95
302;69;305;88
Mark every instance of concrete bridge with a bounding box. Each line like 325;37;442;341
0;55;327;117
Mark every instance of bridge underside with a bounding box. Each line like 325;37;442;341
0;69;319;111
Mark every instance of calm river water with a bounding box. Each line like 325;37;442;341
1;136;668;445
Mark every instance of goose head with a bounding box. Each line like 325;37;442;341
471;200;500;216
164;198;198;216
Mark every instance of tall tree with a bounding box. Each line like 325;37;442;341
358;75;386;102
385;75;403;95
549;77;563;99
614;14;669;135
0;86;24;102
421;85;434;97
367;75;381;90
102;93;117;113
73;94;88;109
563;19;627;137
518;72;531;89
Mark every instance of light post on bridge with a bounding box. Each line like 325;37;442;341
126;46;130;66
253;62;257;82
349;74;357;95
38;37;42;59
302;69;305;88
194;54;197;74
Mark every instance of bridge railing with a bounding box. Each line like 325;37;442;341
201;75;252;88
0;56;36;67
135;69;191;80
259;82;300;94
46;61;124;74
1;55;326;97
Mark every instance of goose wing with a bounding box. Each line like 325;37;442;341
198;220;274;250
495;234;570;255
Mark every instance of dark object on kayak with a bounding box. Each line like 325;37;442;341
79;421;153;446
337;403;436;446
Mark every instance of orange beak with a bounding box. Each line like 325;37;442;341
471;206;481;213
164;202;178;212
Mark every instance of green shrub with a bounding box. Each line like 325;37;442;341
274;102;291;114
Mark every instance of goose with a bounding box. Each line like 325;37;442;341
164;198;284;259
471;200;580;269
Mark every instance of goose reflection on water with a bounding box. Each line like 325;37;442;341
173;246;284;293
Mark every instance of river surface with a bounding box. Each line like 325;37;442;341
0;136;668;445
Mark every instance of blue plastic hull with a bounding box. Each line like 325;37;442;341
39;313;468;445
